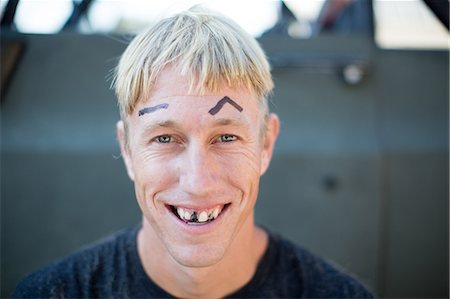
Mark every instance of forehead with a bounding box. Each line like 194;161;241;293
132;94;258;128
146;65;258;103
130;66;261;125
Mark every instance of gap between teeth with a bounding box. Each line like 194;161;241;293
176;206;221;223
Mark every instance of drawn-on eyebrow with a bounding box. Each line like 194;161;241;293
138;103;169;116
208;96;243;115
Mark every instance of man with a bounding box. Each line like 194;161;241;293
14;7;373;298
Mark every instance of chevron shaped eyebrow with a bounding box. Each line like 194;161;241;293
208;96;243;115
138;103;169;116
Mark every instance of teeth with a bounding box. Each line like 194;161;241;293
211;208;219;219
191;212;198;222
177;207;184;219
198;211;208;222
174;205;225;223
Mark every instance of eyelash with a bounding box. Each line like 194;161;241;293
152;134;238;144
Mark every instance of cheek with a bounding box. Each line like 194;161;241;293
229;146;261;171
215;148;262;190
217;150;261;224
131;153;178;205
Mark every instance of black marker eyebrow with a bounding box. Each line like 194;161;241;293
208;96;243;116
138;103;169;116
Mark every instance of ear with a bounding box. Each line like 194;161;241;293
260;113;280;175
117;120;135;181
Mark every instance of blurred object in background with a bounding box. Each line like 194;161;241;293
1;0;448;49
374;0;449;49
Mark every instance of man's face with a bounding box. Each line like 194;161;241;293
118;67;278;267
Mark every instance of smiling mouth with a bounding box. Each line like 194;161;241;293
169;204;231;225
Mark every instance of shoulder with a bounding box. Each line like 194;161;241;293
270;232;374;298
12;227;138;298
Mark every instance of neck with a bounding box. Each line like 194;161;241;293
137;214;268;299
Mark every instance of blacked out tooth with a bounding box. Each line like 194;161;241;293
191;211;198;222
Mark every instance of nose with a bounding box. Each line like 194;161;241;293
178;142;219;196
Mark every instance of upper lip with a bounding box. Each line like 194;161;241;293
166;203;230;210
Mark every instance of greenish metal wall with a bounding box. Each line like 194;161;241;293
1;33;448;298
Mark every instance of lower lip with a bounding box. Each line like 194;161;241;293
166;204;230;234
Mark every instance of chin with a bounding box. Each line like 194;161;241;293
168;241;229;268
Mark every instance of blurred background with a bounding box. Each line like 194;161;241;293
1;0;448;297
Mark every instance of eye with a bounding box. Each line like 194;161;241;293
155;135;172;143
219;134;237;143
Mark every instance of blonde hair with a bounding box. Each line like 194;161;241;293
113;5;273;128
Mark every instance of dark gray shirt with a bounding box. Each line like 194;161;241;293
13;226;373;298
